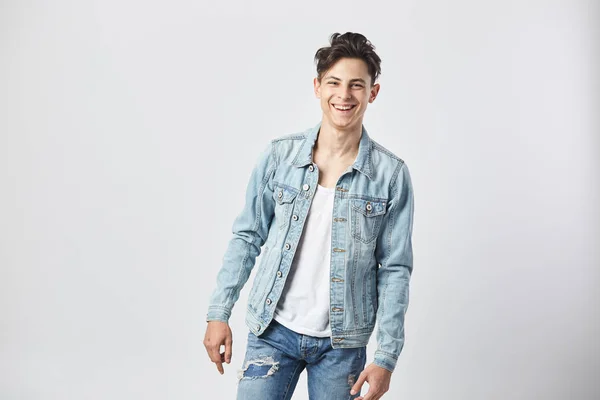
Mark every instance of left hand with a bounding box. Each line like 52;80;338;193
350;363;392;399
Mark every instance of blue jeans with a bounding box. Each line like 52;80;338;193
236;319;367;400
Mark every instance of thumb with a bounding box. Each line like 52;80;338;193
350;371;367;395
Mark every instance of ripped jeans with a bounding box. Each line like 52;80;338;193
237;319;367;400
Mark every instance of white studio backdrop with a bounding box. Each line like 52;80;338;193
1;0;598;399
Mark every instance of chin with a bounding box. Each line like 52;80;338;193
333;120;358;130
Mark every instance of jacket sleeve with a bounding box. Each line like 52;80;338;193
373;161;415;372
206;141;278;323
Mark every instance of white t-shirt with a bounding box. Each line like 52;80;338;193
273;184;335;337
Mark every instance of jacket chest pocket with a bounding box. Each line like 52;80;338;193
272;184;299;230
350;198;387;243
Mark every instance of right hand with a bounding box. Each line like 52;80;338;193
203;321;233;374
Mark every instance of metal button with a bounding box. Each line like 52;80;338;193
302;183;309;191
308;165;314;172
366;202;372;212
277;271;282;278
277;190;283;199
292;214;298;221
266;298;271;305
256;325;261;330
284;243;291;250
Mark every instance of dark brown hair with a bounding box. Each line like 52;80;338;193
314;32;382;86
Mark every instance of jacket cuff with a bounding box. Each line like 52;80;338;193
373;350;398;373
206;305;231;323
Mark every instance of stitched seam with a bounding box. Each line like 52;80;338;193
282;362;304;400
375;350;399;360
290;133;309;165
208;305;229;311
228;150;276;306
371;140;405;163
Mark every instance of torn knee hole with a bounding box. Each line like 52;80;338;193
237;356;280;380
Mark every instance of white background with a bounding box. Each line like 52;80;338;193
1;0;598;399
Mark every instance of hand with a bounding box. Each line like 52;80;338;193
203;321;233;374
350;363;392;400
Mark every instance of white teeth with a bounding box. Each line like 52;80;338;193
333;105;354;110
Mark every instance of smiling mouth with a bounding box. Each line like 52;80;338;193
332;104;357;112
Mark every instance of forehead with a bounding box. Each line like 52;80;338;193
324;58;370;80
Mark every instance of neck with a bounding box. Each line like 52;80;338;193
315;118;362;159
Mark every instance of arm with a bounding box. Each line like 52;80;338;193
206;141;278;323
372;161;415;373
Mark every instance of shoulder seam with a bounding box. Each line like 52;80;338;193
371;140;405;164
272;132;308;143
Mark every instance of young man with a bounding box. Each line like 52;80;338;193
204;32;414;400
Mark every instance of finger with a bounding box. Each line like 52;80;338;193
350;372;367;396
206;344;222;363
206;345;225;374
362;388;382;400
214;360;224;374
225;336;233;364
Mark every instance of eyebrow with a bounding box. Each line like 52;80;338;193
323;75;367;84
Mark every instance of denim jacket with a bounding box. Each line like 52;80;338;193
206;121;414;372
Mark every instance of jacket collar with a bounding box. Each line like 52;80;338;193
291;121;374;180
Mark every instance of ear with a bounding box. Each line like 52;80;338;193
369;83;381;103
313;77;321;99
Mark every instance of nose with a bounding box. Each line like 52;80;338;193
338;87;351;101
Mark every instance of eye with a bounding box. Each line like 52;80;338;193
352;84;364;88
328;82;338;85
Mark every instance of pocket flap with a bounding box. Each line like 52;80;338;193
273;185;299;204
351;198;387;217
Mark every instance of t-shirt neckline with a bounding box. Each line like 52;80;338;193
317;184;335;193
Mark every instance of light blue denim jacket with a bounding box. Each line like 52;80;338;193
206;121;414;372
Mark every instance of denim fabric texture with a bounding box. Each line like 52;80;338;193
206;121;415;372
236;319;366;400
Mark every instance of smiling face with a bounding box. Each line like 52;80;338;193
314;57;380;132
